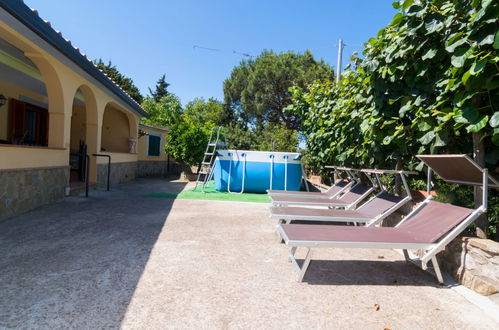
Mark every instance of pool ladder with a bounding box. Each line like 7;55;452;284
195;126;228;192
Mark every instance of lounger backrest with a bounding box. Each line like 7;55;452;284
397;201;473;243
357;191;403;217
325;180;350;195
337;183;371;204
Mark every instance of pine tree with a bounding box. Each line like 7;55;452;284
94;59;144;104
149;74;170;102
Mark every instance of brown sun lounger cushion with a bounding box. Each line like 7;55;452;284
396;201;473;243
355;191;403;217
332;183;372;204
271;191;402;221
270;206;371;220
281;201;474;245
282;224;419;243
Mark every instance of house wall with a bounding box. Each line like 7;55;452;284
137;127;168;161
0;145;68;169
0;166;69;222
96;152;138;186
0;144;69;221
137;126;172;177
70;105;86;151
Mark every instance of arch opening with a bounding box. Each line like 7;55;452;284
101;103;132;153
0;37;49;146
69;85;99;184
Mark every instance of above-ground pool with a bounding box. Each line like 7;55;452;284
213;150;303;193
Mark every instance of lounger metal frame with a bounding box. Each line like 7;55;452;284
267;166;357;199
278;159;490;283
270;184;374;209
270;170;376;208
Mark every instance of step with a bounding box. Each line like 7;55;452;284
201;161;211;165
208;143;226;147
205;153;214;156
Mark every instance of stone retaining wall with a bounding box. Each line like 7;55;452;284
0;166;69;222
97;162;136;187
440;237;499;296
137;160;183;177
137;161;168;177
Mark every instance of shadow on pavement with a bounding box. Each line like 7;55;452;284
298;259;443;287
0;178;187;328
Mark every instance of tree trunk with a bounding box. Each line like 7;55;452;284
473;132;488;238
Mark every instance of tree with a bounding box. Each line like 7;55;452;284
140;94;182;127
183;97;234;126
223;50;334;129
149;74;170;102
95;59;143;103
141;94;209;167
164;118;210;167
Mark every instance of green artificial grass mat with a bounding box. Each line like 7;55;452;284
144;181;270;203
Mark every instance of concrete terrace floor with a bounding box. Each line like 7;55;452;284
0;179;497;329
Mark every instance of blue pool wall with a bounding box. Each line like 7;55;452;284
213;150;302;193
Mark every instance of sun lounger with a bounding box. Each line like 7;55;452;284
267;166;356;199
276;154;496;283
268;179;351;199
269;182;374;208
271;191;406;226
270;169;415;227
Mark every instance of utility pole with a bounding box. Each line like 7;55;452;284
336;39;344;83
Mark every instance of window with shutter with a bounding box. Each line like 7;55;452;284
8;98;48;146
148;134;161;156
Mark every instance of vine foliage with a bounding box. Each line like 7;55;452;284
286;0;499;238
288;0;498;171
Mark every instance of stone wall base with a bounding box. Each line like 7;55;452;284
138;161;167;177
97;162;136;187
0;166;69;222
440;237;499;296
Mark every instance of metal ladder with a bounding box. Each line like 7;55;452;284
194;126;228;191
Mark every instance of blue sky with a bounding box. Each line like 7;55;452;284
25;0;397;105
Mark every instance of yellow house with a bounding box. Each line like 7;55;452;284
0;1;151;221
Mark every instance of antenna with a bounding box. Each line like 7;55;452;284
193;45;252;58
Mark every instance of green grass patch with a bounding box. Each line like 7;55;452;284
144;181;270;203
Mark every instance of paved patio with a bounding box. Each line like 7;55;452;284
0;179;497;329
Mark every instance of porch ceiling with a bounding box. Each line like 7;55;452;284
0;38;85;106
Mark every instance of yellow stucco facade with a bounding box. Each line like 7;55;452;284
0;2;156;221
137;124;169;162
0;14;142;182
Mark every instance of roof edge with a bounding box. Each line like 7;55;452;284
0;0;148;117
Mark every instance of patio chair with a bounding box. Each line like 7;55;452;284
267;166;356;199
276;154;497;283
270;169;415;227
